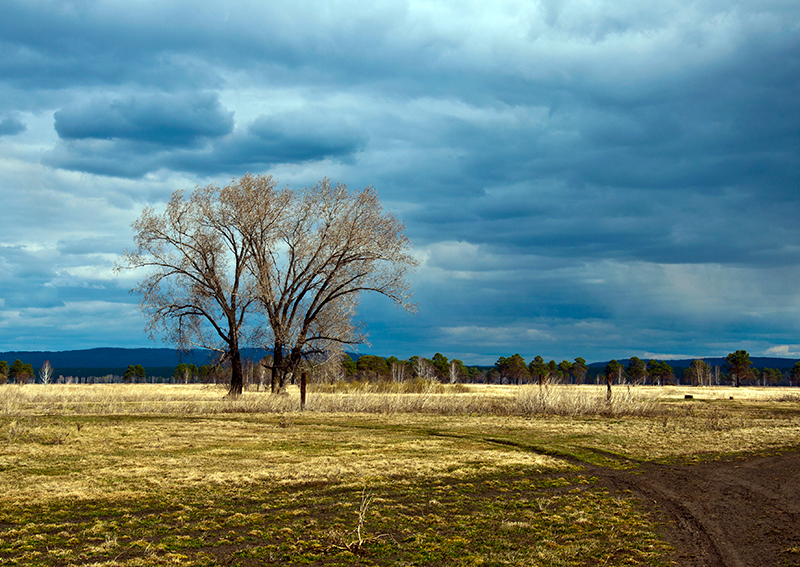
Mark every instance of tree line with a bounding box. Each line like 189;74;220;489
4;349;800;389
602;351;800;389
329;350;800;389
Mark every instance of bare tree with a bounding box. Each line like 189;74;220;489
119;176;272;396
415;357;436;380
390;360;410;382
305;351;346;385
247;178;418;392
39;360;53;384
685;359;711;386
448;359;466;384
121;174;416;396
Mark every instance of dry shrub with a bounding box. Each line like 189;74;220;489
304;383;661;416
698;406;746;431
304;387;505;415
309;378;469;395
774;393;800;403
515;384;662;417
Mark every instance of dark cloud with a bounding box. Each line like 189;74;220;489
0;2;226;90
169;114;367;175
246;115;365;163
44;91;236;177
0;116;25;136
54;92;233;145
45;106;366;178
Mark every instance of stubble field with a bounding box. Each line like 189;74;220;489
0;383;798;566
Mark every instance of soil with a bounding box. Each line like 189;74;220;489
587;449;800;567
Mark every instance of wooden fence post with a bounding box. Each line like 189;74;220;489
300;372;307;411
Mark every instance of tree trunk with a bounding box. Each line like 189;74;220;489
300;372;307;411
271;366;279;393
228;346;244;397
283;347;303;391
271;343;283;393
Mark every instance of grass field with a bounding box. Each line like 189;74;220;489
1;383;798;566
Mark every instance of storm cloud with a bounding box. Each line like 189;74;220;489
1;0;799;363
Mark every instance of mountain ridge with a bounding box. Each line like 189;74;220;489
0;347;269;369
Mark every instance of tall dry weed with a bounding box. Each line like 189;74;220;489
0;382;750;419
515;384;662;417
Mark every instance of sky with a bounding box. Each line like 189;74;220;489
1;0;799;365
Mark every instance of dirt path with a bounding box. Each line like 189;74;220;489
590;449;800;567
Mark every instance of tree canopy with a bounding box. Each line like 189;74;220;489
528;356;548;386
495;354;529;385
9;359;34;384
571;358;588;384
627;357;647;385
648;360;674;386
725;350;754;388
123;364;146;383
790;362;800;387
356;355;391;380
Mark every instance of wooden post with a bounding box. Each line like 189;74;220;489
300;372;307;411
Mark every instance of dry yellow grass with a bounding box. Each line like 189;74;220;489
1;382;798;508
1;383;797;566
0;413;569;506
3;382;795;417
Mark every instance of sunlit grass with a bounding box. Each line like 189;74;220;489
0;383;798;565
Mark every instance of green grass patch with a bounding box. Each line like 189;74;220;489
0;467;672;566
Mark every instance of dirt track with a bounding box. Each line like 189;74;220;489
590;449;800;566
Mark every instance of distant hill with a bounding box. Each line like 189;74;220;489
0;347;370;380
0;347;270;378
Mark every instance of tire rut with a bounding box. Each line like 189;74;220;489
580;449;800;567
438;432;799;565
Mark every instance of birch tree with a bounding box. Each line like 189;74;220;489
685;359;710;386
448;359;467;384
39;360;53;384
